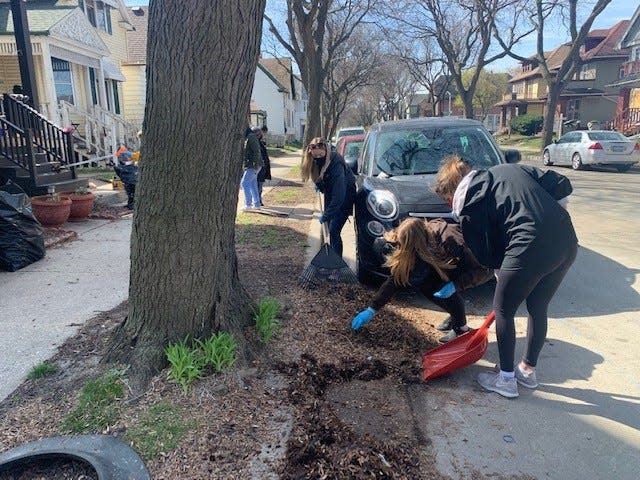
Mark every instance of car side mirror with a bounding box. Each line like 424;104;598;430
504;149;521;164
350;162;358;175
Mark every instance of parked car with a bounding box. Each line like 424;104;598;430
332;126;366;144
354;117;521;284
543;130;640;172
336;133;365;174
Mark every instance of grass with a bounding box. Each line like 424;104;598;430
496;133;557;151
255;297;281;344
124;402;196;460
27;362;58;380
235;224;307;248
62;369;126;433
286;164;301;179
269;189;299;205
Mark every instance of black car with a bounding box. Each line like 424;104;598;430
354;117;521;284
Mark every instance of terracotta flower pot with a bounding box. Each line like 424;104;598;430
30;195;72;228
62;192;96;221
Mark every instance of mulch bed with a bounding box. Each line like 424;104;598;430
88;203;132;220
0;182;461;479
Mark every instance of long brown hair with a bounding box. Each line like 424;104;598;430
434;155;473;203
384;218;454;286
301;137;331;183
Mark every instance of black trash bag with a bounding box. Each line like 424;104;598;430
0;181;46;272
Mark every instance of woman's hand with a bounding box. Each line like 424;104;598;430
434;281;456;298
351;307;376;330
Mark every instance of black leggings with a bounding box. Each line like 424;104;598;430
494;242;578;372
371;271;467;331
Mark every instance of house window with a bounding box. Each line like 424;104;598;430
89;67;98;105
112;80;120;114
567;99;580;121
52;58;74;105
579;64;595;80
83;0;112;34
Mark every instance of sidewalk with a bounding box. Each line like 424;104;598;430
0;150;304;402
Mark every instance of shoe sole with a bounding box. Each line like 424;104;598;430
477;380;519;398
516;378;538;389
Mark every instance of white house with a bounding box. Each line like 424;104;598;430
251;57;306;142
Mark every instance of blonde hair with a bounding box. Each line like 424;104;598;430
384;218;454;287
435;155;473;203
301;137;330;183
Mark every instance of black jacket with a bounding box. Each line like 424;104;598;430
114;162;138;185
459;164;577;270
315;151;356;220
257;138;271;183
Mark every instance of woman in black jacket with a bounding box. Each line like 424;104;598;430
435;156;578;398
301;137;355;257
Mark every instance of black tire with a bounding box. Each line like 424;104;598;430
614;164;632;173
543;150;553;166
571;153;583;170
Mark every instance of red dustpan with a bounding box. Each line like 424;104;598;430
422;311;496;381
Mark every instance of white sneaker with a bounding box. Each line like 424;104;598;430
477;371;519;398
515;365;538;389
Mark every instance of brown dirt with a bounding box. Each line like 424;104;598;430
0;181;460;479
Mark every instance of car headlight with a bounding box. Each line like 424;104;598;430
366;190;398;220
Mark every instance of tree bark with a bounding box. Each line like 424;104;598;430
104;0;266;391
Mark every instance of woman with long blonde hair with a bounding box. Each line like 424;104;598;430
351;217;492;344
301;137;355;257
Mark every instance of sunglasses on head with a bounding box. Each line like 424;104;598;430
308;142;326;149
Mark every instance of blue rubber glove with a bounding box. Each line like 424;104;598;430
314;184;321;192
433;281;456;298
351;307;376;330
318;214;325;224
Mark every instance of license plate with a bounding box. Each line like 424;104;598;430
611;145;625;152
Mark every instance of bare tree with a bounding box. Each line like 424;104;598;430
389;0;534;118
263;0;376;144
323;25;383;138
105;0;266;391
494;0;612;149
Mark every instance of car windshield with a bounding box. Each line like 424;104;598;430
344;141;363;158
374;126;501;175
586;131;627;141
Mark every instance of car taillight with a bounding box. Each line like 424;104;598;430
634;143;640;151
587;142;603;150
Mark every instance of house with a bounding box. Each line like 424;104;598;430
609;5;640;135
251;57;306;143
120;4;146;129
0;0;136;194
496;21;630;131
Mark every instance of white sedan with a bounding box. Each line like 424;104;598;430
543;130;640;172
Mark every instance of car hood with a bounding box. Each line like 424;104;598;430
364;175;451;213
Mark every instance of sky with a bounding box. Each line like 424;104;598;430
122;0;636;72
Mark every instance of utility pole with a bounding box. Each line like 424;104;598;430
10;0;39;108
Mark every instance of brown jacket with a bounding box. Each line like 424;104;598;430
423;218;493;291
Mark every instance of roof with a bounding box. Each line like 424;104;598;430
259;57;292;94
509;44;572;83
123;5;148;65
0;2;75;35
619;5;640;48
581;20;630;60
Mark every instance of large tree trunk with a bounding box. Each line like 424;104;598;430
541;82;561;152
105;0;266;391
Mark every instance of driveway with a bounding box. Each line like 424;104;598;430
341;157;640;479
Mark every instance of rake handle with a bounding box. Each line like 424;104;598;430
318;193;330;245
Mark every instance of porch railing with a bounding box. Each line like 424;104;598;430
611;107;640;135
1;94;74;167
57;100;112;160
0;117;37;186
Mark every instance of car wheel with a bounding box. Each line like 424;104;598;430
571;153;583;170
614;164;632;173
543;150;553;166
